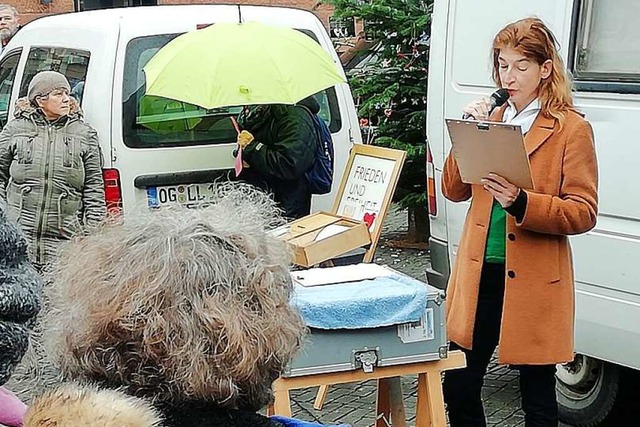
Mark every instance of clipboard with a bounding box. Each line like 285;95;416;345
445;119;534;189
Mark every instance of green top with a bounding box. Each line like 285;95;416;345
485;199;506;263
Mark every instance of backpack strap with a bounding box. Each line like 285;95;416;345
296;104;321;142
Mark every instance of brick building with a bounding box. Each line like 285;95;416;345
6;0;74;23
5;0;335;30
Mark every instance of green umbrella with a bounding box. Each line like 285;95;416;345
143;21;347;109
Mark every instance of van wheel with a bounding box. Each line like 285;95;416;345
556;355;619;427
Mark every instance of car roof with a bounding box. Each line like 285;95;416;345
22;5;321;32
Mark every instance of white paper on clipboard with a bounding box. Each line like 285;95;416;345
445;119;534;189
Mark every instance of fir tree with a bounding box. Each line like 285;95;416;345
329;0;432;243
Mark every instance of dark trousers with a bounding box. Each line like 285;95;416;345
443;262;559;427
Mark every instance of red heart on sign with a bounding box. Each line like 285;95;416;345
363;212;376;228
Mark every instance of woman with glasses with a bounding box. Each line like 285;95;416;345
0;70;105;270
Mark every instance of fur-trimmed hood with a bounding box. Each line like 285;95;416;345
13;96;83;121
23;384;163;426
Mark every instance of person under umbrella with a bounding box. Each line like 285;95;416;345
236;96;321;219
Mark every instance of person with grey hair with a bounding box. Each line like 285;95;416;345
24;183;347;427
0;70;106;270
0;4;19;49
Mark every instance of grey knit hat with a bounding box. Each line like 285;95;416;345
27;71;71;102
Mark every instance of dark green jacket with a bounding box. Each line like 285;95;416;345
239;100;317;219
0;97;106;265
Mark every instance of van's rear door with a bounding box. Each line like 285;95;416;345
111;6;241;212
112;5;358;214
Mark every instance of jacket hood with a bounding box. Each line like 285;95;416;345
23;384;163;427
237;95;321;131
237;104;272;131
14;96;83;121
296;95;320;115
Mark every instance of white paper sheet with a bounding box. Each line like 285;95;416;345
267;225;290;238
291;263;394;287
314;224;350;242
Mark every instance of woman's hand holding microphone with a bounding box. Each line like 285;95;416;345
462;97;493;121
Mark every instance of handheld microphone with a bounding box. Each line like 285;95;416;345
462;88;510;120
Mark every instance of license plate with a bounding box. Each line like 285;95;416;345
147;183;215;208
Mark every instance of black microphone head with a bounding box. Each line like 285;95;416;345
491;88;510;108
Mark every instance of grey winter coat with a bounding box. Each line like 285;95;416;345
0;203;42;385
0;98;106;266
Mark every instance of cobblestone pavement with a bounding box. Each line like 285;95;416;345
289;207;570;427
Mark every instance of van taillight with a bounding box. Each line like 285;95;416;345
103;168;122;216
427;145;437;215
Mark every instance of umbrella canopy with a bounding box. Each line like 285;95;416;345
143;21;347;109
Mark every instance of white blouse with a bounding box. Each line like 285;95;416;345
502;98;541;134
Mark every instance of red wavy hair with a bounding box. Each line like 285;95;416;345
492;17;574;126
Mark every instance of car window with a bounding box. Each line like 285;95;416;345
0;49;21;128
19;47;90;104
296;28;342;133
572;0;640;92
122;33;241;149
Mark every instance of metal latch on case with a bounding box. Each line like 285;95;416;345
352;348;379;373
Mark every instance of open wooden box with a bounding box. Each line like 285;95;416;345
275;212;371;267
275;144;406;267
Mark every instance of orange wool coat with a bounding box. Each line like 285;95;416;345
442;108;598;365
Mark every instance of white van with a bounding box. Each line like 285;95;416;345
426;0;640;425
0;5;361;213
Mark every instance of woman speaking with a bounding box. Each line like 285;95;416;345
441;18;598;427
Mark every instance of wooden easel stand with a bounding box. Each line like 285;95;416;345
268;350;466;427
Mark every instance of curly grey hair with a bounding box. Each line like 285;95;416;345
44;182;306;411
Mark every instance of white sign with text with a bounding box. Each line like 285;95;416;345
335;154;397;232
